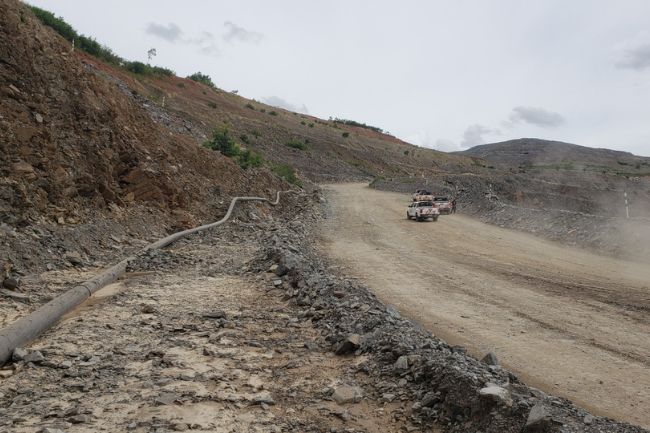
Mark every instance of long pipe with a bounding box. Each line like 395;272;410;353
0;191;289;365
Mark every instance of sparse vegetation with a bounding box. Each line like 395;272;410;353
272;164;300;185
342;132;350;138
269;110;278;116
300;121;306;126
251;130;261;138
332;117;384;134
203;127;239;157
237;148;263;169
30;6;175;76
177;82;186;88
286;139;307;150
308;123;314;128
187;72;216;89
203;127;262;169
207;101;217;109
239;134;249;144
245;103;255;110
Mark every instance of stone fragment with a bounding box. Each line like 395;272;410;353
12;347;28;361
332;385;363;404
251;391;275;405
1;289;29;300
335;334;361;355
24;350;45;363
524;403;553;432
479;385;512;407
394;355;409;370
481;351;499;366
2;277;19;290
583;414;594;425
141;305;156;314
65;252;83;266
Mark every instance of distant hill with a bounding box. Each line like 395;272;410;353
458;138;650;176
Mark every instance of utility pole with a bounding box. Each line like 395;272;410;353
624;191;629;219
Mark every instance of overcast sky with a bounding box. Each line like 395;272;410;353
28;0;650;156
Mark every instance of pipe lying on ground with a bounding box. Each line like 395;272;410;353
0;191;289;365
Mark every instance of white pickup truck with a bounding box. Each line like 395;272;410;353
406;201;440;221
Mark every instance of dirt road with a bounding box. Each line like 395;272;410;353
320;183;650;428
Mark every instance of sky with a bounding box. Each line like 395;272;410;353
28;0;650;156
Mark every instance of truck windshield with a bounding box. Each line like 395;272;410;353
434;197;448;202
418;202;433;207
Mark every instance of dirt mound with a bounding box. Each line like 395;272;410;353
0;0;285;228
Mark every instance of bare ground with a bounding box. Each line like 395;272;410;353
0;217;433;433
319;183;650;429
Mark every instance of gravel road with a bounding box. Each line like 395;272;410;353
320;183;650;429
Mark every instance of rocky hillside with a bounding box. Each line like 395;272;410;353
460;138;650;177
0;0;290;229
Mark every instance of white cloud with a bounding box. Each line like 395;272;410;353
461;124;500;148
509;106;565;128
223;21;263;44
616;43;650;70
145;22;182;42
262;96;309;114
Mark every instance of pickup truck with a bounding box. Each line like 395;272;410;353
412;189;434;202
407;201;440;221
433;196;452;215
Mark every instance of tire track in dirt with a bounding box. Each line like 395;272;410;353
319;183;650;429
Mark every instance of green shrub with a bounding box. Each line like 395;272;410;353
203;127;239;157
245;103;255;110
187;72;216;88
342;132;350;138
300;121;306;125
251;130;261;138
29;6;77;41
177;82;186;88
269;110;278;116
207;101;217;109
237;149;263;169
239;134;249;144
404;150;409;155
260;108;266;113
332;117;383;133
152;66;175;76
286;139;307;150
272;164;300;185
308;123;314;128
